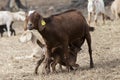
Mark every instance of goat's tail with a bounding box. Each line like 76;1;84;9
89;26;95;32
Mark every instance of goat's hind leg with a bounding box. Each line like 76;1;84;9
58;64;63;71
115;11;119;19
51;60;57;73
10;29;16;36
86;33;94;68
0;32;3;37
10;21;16;36
51;56;60;73
102;13;105;24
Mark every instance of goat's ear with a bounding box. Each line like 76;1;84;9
38;16;52;31
43;16;52;23
19;31;33;43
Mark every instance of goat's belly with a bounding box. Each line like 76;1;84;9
0;19;5;25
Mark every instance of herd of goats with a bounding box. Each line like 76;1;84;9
0;0;120;75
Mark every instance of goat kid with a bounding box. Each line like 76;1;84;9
0;11;25;37
17;30;46;60
88;0;111;25
35;45;80;74
50;46;79;73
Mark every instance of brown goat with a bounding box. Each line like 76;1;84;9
25;9;94;74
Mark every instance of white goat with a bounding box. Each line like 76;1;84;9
16;30;46;60
111;0;120;19
0;11;25;37
87;0;105;25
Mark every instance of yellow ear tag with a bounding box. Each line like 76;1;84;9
41;20;46;26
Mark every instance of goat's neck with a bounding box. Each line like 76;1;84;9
12;12;19;21
38;28;47;42
31;35;38;46
12;12;25;21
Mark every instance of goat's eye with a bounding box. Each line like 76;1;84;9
28;24;32;27
23;34;26;36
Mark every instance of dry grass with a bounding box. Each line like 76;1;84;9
1;19;120;80
0;0;120;80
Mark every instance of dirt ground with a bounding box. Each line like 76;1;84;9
0;0;120;80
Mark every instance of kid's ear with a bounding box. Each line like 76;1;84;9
26;32;33;41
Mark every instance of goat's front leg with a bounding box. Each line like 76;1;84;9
6;22;11;37
34;55;45;74
62;40;70;72
88;12;92;24
94;13;98;26
42;46;51;74
51;60;57;73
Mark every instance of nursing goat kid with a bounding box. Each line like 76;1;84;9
50;46;79;73
35;44;81;74
0;11;25;37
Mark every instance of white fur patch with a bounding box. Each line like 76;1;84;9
28;10;35;16
42;46;47;55
19;30;32;43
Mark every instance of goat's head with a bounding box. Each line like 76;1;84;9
26;11;50;31
19;30;33;43
15;11;26;21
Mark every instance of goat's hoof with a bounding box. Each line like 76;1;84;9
72;64;79;70
34;71;38;75
58;69;63;72
52;71;57;74
42;69;50;75
90;65;94;68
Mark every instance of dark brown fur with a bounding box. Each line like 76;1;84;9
25;9;94;74
51;46;79;72
34;46;79;74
